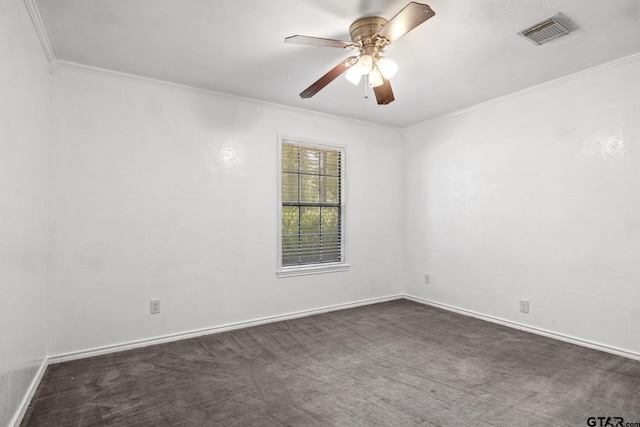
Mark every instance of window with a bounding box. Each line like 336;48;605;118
277;137;348;276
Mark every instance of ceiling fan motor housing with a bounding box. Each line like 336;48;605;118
349;16;388;45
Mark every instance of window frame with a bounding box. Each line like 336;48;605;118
276;134;350;277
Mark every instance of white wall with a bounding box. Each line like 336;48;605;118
403;57;640;355
7;8;639;422
0;1;50;425
47;67;404;356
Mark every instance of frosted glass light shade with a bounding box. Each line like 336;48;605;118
345;65;362;85
358;54;373;75
377;57;398;79
368;68;384;88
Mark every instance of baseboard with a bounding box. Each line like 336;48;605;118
10;357;48;427
48;294;404;364
404;294;640;362
15;293;639;422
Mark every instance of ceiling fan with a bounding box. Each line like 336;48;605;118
285;2;435;105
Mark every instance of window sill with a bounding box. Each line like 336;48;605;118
277;263;351;278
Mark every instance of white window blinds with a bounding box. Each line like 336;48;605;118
281;140;345;268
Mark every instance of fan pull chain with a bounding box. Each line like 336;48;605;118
364;74;369;99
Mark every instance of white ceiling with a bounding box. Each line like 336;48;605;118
35;0;640;128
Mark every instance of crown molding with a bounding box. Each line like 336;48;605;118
56;60;237;99
31;0;638;133
54;60;400;131
406;51;640;130
23;0;57;70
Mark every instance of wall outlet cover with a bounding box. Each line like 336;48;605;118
150;299;161;314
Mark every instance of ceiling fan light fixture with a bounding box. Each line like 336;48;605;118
285;2;436;104
368;67;384;88
345;65;362;85
377;57;398;79
358;54;373;75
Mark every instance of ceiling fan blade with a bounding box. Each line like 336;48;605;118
285;35;353;49
373;78;395;105
300;56;358;99
375;2;435;43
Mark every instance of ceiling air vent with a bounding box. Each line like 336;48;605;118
518;13;577;46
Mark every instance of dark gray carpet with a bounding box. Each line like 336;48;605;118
22;300;640;426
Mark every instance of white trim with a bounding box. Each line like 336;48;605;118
47;294;640;364
23;0;57;67
19;1;640;134
405;52;640;129
48;294;403;364
276;134;349;276
14;292;640;421
277;263;351;278
10;358;48;427
56;60;232;99
277;134;348;152
404;294;640;362
54;61;400;131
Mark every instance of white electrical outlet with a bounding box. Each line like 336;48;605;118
519;299;529;314
150;299;161;314
424;274;430;284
